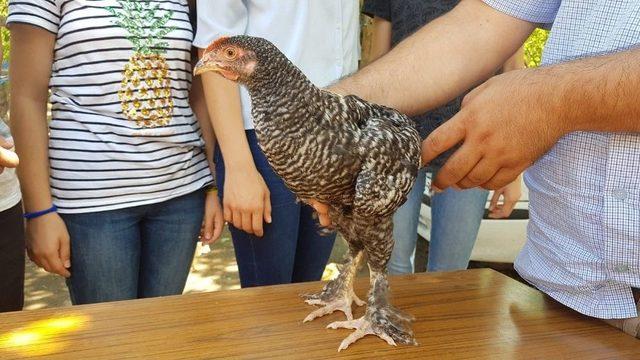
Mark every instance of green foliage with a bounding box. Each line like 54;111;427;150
1;0;9;63
524;28;549;68
106;0;175;55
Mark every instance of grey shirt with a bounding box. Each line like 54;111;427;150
363;0;462;166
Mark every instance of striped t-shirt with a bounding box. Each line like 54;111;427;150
8;0;212;213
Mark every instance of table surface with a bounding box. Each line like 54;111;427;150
0;269;638;359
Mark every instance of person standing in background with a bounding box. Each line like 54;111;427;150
8;0;222;305
362;0;523;274
0;119;24;313
194;1;360;287
0;14;25;312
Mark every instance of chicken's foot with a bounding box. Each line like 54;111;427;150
327;270;417;351
301;251;364;322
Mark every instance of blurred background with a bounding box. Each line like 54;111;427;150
0;0;550;311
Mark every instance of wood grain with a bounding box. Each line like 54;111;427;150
0;269;638;359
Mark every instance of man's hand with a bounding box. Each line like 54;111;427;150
224;168;272;237
422;68;566;190
308;199;331;227
0;136;19;174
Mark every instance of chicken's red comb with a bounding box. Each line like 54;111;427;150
205;36;230;53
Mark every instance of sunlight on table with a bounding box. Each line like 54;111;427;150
0;314;89;357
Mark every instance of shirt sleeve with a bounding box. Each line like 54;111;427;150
362;0;391;22
193;0;249;49
483;0;561;24
7;0;60;34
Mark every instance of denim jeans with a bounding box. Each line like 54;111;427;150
215;130;336;288
388;167;489;274
61;190;204;305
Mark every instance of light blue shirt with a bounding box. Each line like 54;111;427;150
193;0;360;130
485;0;640;319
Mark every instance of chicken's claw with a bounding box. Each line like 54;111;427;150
301;289;365;322
327;306;417;352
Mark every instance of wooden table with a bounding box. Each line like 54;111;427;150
0;269;638;359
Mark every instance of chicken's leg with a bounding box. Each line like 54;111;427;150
327;268;416;351
326;217;416;351
302;249;365;322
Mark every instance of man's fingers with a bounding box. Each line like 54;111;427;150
456;158;499;189
318;212;332;228
482;168;520;190
309;200;329;214
307;200;332;227
460;82;486;108
421;117;465;165
432;145;482;190
0;146;19;168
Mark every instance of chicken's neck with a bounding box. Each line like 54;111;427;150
246;61;324;134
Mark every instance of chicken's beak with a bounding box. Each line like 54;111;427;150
193;59;221;76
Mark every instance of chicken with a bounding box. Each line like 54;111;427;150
195;36;421;351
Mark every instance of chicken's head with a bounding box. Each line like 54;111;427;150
194;35;280;84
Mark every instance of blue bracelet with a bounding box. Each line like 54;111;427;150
24;205;58;220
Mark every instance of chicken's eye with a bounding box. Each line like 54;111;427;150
224;48;237;59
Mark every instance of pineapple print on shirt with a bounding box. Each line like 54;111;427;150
107;0;176;128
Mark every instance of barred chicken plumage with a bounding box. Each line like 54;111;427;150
195;36;421;351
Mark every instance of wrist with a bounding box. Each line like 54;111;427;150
23;196;54;215
225;160;258;175
24;204;58;220
537;66;578;136
526;67;573;139
205;183;218;193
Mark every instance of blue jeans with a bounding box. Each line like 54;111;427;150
388;167;489;274
61;190;204;305
215;130;336;288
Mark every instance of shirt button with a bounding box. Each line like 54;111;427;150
612;189;628;201
614;264;630;272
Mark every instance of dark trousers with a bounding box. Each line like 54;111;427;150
214;131;336;288
0;201;25;312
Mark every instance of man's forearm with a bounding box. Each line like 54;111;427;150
548;47;640;133
333;0;534;116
